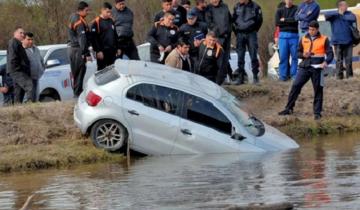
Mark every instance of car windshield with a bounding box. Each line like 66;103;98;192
0;55;6;66
220;95;265;137
40;50;48;59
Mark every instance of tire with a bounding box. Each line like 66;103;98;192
90;119;128;152
39;96;56;102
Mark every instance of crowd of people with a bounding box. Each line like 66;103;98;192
1;0;359;120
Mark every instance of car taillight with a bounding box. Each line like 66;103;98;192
86;91;102;106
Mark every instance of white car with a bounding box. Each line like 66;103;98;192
0;45;97;104
74;59;299;155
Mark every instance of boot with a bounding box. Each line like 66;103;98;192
253;74;260;85
231;72;245;85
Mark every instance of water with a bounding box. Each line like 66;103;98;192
0;134;360;210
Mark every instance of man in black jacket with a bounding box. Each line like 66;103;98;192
205;0;232;85
193;0;208;24
276;0;299;81
154;0;185;28
179;10;208;60
148;12;179;64
232;0;263;85
68;1;91;97
91;2;119;70
0;64;14;106
112;0;140;60
7;26;33;103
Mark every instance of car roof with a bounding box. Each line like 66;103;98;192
38;44;67;51
115;59;232;101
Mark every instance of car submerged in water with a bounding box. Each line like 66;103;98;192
74;59;299;155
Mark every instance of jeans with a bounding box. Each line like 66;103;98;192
334;44;353;78
236;31;259;76
279;32;299;80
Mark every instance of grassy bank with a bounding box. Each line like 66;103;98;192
0;76;359;173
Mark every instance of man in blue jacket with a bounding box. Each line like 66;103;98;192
325;0;357;79
295;0;320;36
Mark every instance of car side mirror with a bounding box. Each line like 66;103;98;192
231;127;246;141
46;59;61;68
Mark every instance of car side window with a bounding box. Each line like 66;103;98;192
126;83;181;115
46;48;69;65
184;94;232;135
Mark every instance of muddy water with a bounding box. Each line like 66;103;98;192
1;134;360;210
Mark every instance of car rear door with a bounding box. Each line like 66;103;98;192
122;83;182;155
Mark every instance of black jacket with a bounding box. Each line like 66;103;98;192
233;0;263;33
112;7;134;38
68;13;90;56
179;22;208;57
197;41;224;76
193;7;207;24
154;10;185;28
275;5;298;33
90;17;118;52
174;5;187;27
0;64;14;104
6;38;30;75
148;23;179;52
205;1;232;38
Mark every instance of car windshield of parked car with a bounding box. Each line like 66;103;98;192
223;97;265;137
0;55;6;66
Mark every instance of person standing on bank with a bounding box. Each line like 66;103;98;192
91;2;119;71
154;0;184;28
165;39;192;72
23;32;45;102
279;21;334;120
275;0;299;81
112;0;140;60
325;0;357;79
232;0;263;85
295;0;320;37
193;0;208;24
68;1;91;97
7;26;33;103
205;0;233;85
197;31;225;83
148;12;179;64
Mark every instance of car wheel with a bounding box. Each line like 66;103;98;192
39;96;56;102
90;120;128;151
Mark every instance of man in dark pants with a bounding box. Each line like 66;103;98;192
0;64;14;106
68;1;91;97
6;26;33;103
196;31;224;83
205;0;232;85
112;0;140;60
148;12;179;64
91;2;118;70
179;10;208;60
232;0;263;85
279;21;334;120
325;0;356;79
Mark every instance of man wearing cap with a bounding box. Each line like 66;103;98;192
278;21;334;120
112;0;140;60
179;9;208;61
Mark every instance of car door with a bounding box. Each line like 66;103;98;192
122;83;183;155
172;93;243;155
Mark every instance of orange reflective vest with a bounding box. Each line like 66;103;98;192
301;35;327;57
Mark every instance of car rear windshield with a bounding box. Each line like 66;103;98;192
94;65;120;86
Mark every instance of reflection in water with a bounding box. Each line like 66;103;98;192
0;134;360;209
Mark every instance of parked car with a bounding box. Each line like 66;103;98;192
268;3;360;79
136;42;260;83
74;60;299;155
0;45;97;104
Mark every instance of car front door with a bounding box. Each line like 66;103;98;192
122;83;182;155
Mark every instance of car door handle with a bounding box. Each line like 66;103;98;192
128;110;139;116
181;129;192;136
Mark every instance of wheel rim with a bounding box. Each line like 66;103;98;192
95;123;124;149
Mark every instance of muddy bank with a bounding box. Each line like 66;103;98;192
0;76;359;173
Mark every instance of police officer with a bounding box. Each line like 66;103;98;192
279;21;334;120
193;0;208;24
91;2;118;71
148;12;179;64
232;0;263;85
205;0;232;85
154;0;184;28
68;1;91;97
196;31;224;84
112;0;140;60
179;9;208;60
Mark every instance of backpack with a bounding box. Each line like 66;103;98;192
351;25;360;46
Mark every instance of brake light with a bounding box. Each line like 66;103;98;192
86;91;102;106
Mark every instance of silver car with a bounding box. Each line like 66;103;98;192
74;60;299;155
